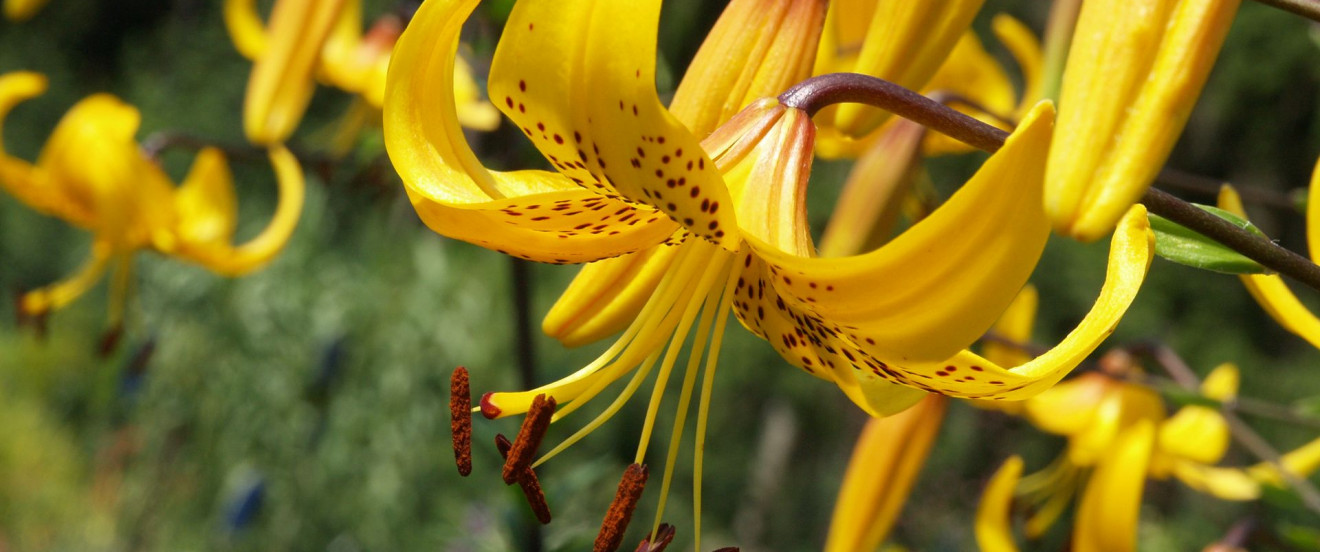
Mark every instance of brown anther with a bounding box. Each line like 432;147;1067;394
97;324;124;357
710;548;740;552
450;367;472;476
633;523;676;552
495;433;553;524
501;393;556;484
594;463;649;552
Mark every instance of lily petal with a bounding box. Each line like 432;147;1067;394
1174;434;1320;500
1218;185;1320;348
487;0;739;248
669;0;826;138
384;0;678;264
0;72;89;225
1074;420;1155;552
243;0;347;145
975;456;1023;552
824;395;947;552
1046;0;1240;241
543;246;679;347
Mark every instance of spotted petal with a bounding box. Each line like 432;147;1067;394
488;0;738;248
383;0;677;264
745;102;1057;364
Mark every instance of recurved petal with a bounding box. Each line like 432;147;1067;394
975;456;1023;552
174;146;304;276
743;102;1055;364
884;206;1152;401
1218;185;1320;348
488;0;739;248
1046;0;1240;242
243;0;347;145
1073;421;1155;552
384;0;677;262
543;245;679;347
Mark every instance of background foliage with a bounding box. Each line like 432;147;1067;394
1;1;1319;550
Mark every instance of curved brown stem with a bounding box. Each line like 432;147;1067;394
780;72;1320;294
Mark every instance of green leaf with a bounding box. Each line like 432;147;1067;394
1148;205;1271;275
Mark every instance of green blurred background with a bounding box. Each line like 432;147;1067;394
1;1;1319;550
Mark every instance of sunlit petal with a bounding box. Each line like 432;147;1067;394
488;0;738;248
1046;0;1240;241
383;0;677;264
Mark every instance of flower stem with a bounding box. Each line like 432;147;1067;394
780;72;1320;294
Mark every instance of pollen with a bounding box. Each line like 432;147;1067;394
502;393;557;484
496;433;552;524
450;366;472;476
595;463;649;552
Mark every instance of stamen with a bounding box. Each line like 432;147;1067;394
633;523;675;552
450;367;472;476
595;463;649;552
496;433;552;524
502;393;556;484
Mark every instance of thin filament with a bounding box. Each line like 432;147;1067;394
691;260;740;552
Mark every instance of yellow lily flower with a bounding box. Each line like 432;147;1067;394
387;0;1153;546
824;395;947;552
981;353;1320;549
1217;162;1320;348
0;72;304;323
2;0;47;21
1045;0;1241;242
225;0;499;145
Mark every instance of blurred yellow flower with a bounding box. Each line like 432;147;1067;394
2;0;47;21
0;72;304;324
225;0;499;145
824;395;947;552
